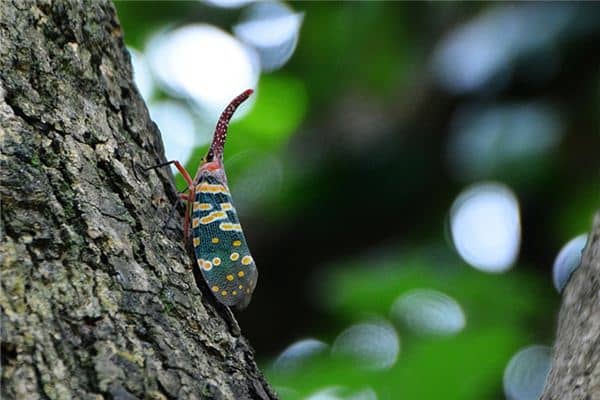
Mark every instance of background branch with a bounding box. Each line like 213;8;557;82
542;213;600;399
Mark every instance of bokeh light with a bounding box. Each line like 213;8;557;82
449;183;521;273
390;289;466;336
147;24;259;118
503;345;551;400
432;4;575;94
272;338;329;374
128;47;154;102
305;386;377;400
448;103;563;181
552;233;588;293
331;321;399;371
148;101;198;169
234;2;304;71
203;0;254;9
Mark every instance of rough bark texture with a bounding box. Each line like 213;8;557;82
541;213;600;400
0;1;276;399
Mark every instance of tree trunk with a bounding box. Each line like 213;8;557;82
541;213;600;399
0;1;276;399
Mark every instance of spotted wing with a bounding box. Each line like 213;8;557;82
191;175;258;308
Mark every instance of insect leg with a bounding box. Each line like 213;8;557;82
182;191;193;241
144;159;194;188
159;190;189;229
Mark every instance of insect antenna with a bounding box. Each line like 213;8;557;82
162;187;189;230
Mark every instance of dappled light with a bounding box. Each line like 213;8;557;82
432;4;579;94
331;321;400;371
449;183;521;273
203;0;254;9
390;289;466;336
234;2;304;72
552;233;588;293
503;345;551;400
148;101;198;172
305;386;377;400
272;339;329;375
447;102;563;182
146;24;259;118
128;47;154;102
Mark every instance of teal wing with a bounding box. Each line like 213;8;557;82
191;175;258;308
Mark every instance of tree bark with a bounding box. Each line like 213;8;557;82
0;1;276;399
541;212;600;399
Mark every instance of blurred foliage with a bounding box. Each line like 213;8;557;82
266;248;556;399
115;1;599;399
290;2;417;102
321;250;555;328
555;182;599;242
235;75;307;150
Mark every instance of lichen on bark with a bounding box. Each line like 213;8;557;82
0;1;275;399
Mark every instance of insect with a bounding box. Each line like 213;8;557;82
148;89;258;309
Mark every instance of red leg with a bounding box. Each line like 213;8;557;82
178;188;197;241
183;199;190;240
145;159;194;188
177;192;190;241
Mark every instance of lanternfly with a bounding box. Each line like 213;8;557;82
148;90;258;309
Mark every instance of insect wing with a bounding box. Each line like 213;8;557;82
191;175;258;307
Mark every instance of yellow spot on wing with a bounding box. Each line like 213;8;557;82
221;290;227;296
230;252;239;261
212;286;219;292
226;274;234;281
241;256;253;266
202;261;212;271
193;237;200;247
200;211;227;224
237;271;245;278
220;202;233;211
197;183;229;194
192;218;200;228
219;222;242;232
233;290;237;295
211;237;219;244
233;240;241;247
238;284;243;289
213;257;221;266
194;203;213;211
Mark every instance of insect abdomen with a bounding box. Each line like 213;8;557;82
191;176;258;308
